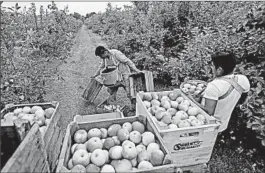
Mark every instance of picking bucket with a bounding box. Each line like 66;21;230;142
100;67;119;86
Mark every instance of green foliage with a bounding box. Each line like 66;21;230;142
0;2;83;109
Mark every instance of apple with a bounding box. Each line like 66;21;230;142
190;119;203;126
88;128;102;139
197;114;206;122
161;100;171;109
122;122;133;133
182;100;191;106
143;93;152;101
187;107;199;116
75;143;87;152
151;99;160;107
74;129;88;143
161;113;172;125
169;124;178;129
178;120;191;128
170;101;179;109
115;159;133;172
71;165;86;173
109;146;123;160
142;132;155;146
167;108;177;116
168;92;178;101
122;143;137;160
188;115;197;121
86;137;103;152
68;159;74;169
138;161;153;170
150;149;164;166
178;103;189;112
71;144;78;154
22;106;31;114
155;110;165;120
136;144;146;154
110;160;119;169
101;164;115;172
151;93;159;100
175;111;189;120
112;136;121;145
100;128;108;139
44;118;51;126
143;101;151;108
14;108;23;116
173;89;182;97
103;137;115;150
107;124;122;137
181;88;189;93
132;121;145;133
129;131;142;144
147;143;160;154
172;115;181;125
72;149;90;167
183;83;191;89
86;164;100;173
150;105;160;115
30;106;42;114
35;108;45;117
102;150;110;163
139;91;144;100
117;128;130;142
101;139;105;144
176;97;184;103
122;140;135;147
44;107;55;119
90;149;107;167
137;150;150;163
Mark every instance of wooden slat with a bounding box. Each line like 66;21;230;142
73;112;124;123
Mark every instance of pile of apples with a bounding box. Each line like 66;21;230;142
139;89;207;129
68;121;167;172
1;105;55;135
181;81;206;96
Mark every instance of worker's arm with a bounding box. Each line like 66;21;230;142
92;60;105;78
113;50;141;72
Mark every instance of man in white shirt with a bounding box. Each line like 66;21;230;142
190;51;250;132
92;46;141;105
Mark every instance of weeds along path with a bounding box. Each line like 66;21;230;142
44;25;129;131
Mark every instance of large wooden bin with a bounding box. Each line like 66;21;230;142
136;91;219;167
1;101;63;172
56;114;173;173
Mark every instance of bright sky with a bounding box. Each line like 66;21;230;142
2;2;133;15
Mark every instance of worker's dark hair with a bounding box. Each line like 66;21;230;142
95;46;107;56
211;51;237;75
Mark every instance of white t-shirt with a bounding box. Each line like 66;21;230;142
202;74;250;132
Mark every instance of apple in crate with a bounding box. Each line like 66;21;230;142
71;165;86;173
22;106;31;114
137;150;150;163
117;128;130;142
115;159;133;172
90;149;107;167
138;160;153;169
109;146;123;160
122;122;133;133
129;131;142;144
72;149;91;167
150;149;165;166
100;128;108;139
86;137;103;152
86;164;100;173
142;132;155;146
74;129;88;143
132;121;145;133
87;128;102;138
147;143;160;154
30;106;42;114
122;142;138;159
122;140;135;147
44;107;55;119
103;137;115;150
107;124;122;137
101;164;115;172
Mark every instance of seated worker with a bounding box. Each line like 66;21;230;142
92;46;141;106
190;51;250;133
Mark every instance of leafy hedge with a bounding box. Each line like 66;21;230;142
0;2;83;108
85;2;265;150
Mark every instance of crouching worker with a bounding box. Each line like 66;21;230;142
91;46;141;106
190;51;250;133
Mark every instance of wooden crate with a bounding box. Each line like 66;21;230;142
0;101;63;172
1;123;50;172
136;91;219;167
82;78;103;103
73;112;124;123
129;71;154;99
56;114;172;173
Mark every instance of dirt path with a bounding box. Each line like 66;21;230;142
44;25;129;130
